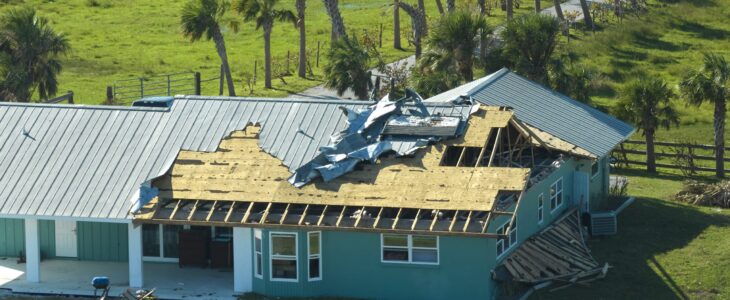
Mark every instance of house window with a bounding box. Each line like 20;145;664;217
591;160;600;178
270;232;298;281
550;178;563;212
496;219;518;258
308;232;322;281
537;193;544;224
381;234;438;264
254;229;263;278
142;224;182;261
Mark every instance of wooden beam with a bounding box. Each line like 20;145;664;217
455;147;467;167
259;203;272;224
488;128;503;167
241;202;254;223
169;200;182;220
353;206;366;228
481;212;493;234
429;210;439;231
391;208;403;230
205;200;218;222
298;204;310;225
373;207;384;228
475;128;493;167
449;210;460;232
462;210;473;232
187;200;200;221
280;203;291;225
224;202;236;223
335;206;347;227
411;209;421;231
316;205;328;226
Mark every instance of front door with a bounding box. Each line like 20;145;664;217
55;220;78;257
573;171;590;213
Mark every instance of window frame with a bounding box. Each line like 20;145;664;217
380;234;439;265
537;193;544;224
550;177;564;213
591;159;600;180
496;220;518;259
307;231;322;281
142;224;181;263
269;231;298;282
253;229;263;279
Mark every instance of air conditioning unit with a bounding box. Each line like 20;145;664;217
590;211;617;236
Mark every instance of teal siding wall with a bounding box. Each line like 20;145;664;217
77;221;128;262
253;230;495;300
0;218;24;257
588;157;610;211
38;220;56;259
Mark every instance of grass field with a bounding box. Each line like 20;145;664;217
562;0;730;145
0;0;544;104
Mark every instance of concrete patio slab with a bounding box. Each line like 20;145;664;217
0;259;236;300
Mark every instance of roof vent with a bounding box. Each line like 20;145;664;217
132;96;174;108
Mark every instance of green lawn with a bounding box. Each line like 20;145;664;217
563;0;730;145
536;168;730;300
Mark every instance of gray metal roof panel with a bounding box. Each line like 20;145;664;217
427;68;634;157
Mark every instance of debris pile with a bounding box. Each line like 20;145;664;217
675;180;730;208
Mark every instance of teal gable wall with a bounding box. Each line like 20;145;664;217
0;218;24;257
77;221;128;262
253;230;495;300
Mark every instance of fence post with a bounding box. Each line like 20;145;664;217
139;78;145;98
219;64;224;96
287;50;290;74
379;23;383;48
167;75;171;96
253;60;257;85
194;72;201;95
67;91;74;104
106;86;113;105
316;41;320;67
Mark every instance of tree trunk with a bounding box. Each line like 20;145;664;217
630;0;638;10
418;0;425;14
579;0;593;29
478;0;488;59
506;0;514;20
614;0;622;20
553;0;565;21
446;0;455;12
397;2;427;58
535;0;541;12
394;0;402;49
213;29;236;96
297;0;307;78
715;99;726;178
323;0;346;41
646;129;656;173
264;26;273;89
435;0;445;14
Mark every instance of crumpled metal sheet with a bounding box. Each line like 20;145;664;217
288;90;472;188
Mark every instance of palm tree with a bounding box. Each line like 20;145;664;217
296;0;307;78
418;0;426;14
680;52;730;178
478;0;488;59
396;2;427;58
435;0;445;14
535;0;541;12
234;0;296;89
579;0;593;29
394;0;402;49
501;13;559;85
446;0;456;12
506;0;514;20
616;77;679;173
0;8;70;102
323;36;371;100
323;0;346;41
553;0;565;22
420;11;489;82
181;0;236;96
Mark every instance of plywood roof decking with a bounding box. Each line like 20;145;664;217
522;124;595;158
154;108;530;212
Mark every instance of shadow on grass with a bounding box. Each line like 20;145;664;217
670;19;729;40
534;194;730;300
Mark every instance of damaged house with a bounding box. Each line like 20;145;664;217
0;69;633;299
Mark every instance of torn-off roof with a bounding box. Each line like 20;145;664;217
426;68;635;157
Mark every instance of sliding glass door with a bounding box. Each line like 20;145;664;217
142;224;182;262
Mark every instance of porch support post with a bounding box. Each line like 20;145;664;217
128;223;144;288
233;227;253;293
24;218;40;283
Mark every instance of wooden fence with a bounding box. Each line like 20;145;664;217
611;140;729;174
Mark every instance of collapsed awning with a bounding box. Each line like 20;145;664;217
493;209;609;296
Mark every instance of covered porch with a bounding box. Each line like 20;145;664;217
0;259;235;299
